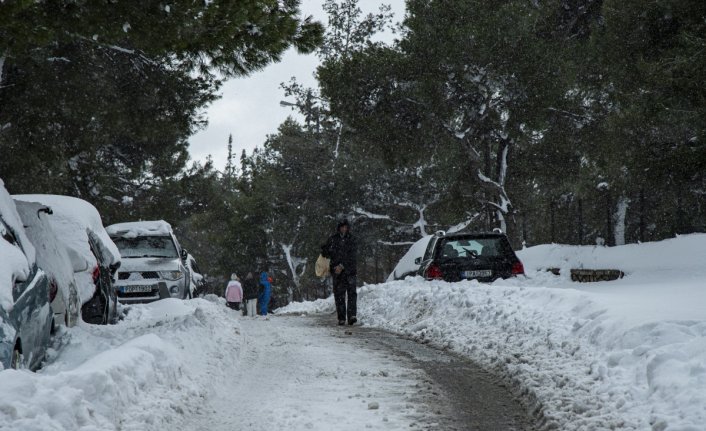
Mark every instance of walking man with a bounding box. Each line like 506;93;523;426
324;219;358;325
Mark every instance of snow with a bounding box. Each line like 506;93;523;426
386;235;431;281
183;315;428;431
0;181;34;310
0;298;212;430
13;195;119;267
106;220;173;239
13;195;121;304
14;201;77;311
281;234;706;431
0;297;428;431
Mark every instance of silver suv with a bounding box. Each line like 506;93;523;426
106;220;191;303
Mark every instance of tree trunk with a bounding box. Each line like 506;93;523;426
549;199;556;243
613;195;629;246
577;198;584;245
605;190;613;246
639;188;646;242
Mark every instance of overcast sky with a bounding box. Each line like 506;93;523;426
187;0;406;171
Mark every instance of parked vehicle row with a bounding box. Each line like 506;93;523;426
0;180;207;371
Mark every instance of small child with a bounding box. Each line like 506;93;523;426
224;273;243;311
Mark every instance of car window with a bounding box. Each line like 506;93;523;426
112;235;179;258
423;237;436;260
190;259;202;274
1;219;19;248
436;237;511;259
1;219;28;300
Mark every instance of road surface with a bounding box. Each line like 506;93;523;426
183;314;535;431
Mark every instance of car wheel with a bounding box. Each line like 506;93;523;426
10;346;23;370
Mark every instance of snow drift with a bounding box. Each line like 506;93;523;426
0;297;240;431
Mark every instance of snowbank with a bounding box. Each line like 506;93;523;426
106;220;173;239
518;233;706;278
386;235;431;281
276;296;334;316
280;235;706;430
0;181;34;310
0;297;239;431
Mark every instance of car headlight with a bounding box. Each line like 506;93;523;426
159;270;184;281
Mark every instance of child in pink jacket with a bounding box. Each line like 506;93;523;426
225;273;243;311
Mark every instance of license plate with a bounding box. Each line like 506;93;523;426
121;285;154;293
462;270;492;279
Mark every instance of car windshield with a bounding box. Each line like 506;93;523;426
437;237;509;259
113;236;178;258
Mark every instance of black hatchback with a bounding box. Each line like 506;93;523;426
415;232;524;282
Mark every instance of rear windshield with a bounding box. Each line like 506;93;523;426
436;236;512;259
113;235;178;258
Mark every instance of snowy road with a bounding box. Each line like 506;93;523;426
184;314;532;431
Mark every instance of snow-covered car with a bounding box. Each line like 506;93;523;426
14;200;82;328
106;220;192;303
416;231;524;282
13;195;122;325
0;182;53;370
185;253;206;297
387;235;433;281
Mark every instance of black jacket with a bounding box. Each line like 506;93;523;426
242;278;258;300
325;232;357;276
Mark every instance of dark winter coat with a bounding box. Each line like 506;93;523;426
242;278;258;300
325;228;357;276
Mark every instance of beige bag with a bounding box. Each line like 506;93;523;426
315;254;330;277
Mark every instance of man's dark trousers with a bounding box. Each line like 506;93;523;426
333;273;356;322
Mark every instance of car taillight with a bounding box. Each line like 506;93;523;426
512;261;525;275
425;264;444;280
49;279;58;303
92;265;101;283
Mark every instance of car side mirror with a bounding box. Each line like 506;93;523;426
181;249;188;260
109;261;121;274
414;257;422;265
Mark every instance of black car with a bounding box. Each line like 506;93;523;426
415;231;524;282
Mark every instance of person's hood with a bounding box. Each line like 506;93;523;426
337;219;350;230
118;257;182;273
260;272;270;284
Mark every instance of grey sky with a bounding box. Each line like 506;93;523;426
187;0;406;170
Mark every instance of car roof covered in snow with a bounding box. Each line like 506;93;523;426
439;231;507;239
0;180;36;310
13;194;121;269
105;220;173;239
